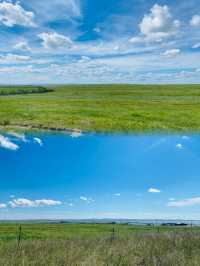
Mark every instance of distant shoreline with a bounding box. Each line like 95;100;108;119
0;219;199;225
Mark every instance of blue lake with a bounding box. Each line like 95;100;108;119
0;131;200;221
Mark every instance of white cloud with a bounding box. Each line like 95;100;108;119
78;56;91;63
80;196;94;204
168;197;200;207
139;4;180;41
0;65;38;74
9;198;35;208
34;199;61;206
113;193;121;196
27;0;81;22
0;203;6;208
80;196;89;201
0;1;35;27
14;41;30;51
33;137;43;146
38;32;73;49
182;136;190;140
162;49;180;58
129;36;144;44
1;45;200;84
176;143;183;149
192;43;200;49
0;135;19;151
65;0;81;17
169;198;175;201
0;53;30;64
190;15;200;27
148;188;161;193
9;198;62;208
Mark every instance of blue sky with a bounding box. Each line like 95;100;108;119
1;131;200;220
0;0;200;83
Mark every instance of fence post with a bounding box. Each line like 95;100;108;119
17;224;22;248
111;227;115;241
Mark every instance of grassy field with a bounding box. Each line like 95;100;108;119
0;223;200;265
1;84;200;132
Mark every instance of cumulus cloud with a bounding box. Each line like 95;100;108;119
33;137;43;146
148;188;161;193
190;15;200;27
139;4;180;41
80;196;94;204
0;135;19;151
14;41;30;51
176;143;183;149
38;32;73;49
168;197;200;207
162;49;180;58
0;203;7;208
35;199;61;206
0;1;35;27
0;53;30;64
9;198;62;208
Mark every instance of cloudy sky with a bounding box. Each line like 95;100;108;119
0;0;200;84
1;131;200;220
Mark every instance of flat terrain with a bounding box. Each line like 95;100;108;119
0;223;200;265
1;84;200;132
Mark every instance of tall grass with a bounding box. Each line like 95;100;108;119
0;231;200;265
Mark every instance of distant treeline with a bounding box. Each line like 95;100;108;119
0;86;54;96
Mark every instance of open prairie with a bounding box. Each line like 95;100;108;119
1;84;200;132
0;223;200;265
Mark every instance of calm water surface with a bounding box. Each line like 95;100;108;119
0;131;200;220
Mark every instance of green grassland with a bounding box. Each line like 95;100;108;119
1;84;200;132
0;223;200;265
